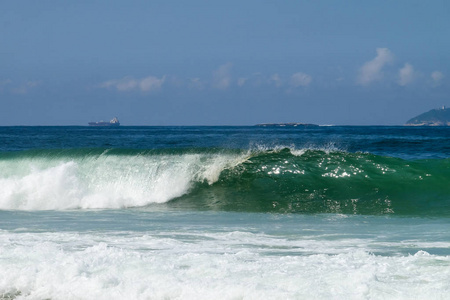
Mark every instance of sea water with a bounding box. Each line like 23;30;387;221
0;126;449;299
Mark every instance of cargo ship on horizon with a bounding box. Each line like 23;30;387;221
88;117;120;127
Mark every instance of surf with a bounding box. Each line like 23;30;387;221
0;147;448;215
0;148;247;210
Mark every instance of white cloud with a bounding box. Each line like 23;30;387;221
100;77;136;91
290;72;312;87
100;76;165;92
189;78;205;90
248;73;265;87
358;48;394;85
269;73;283;87
12;80;41;94
26;81;40;88
0;79;12;86
140;76;166;91
116;78;138;91
212;63;232;89
0;79;12;91
398;63;415;86
237;77;247;87
431;71;444;86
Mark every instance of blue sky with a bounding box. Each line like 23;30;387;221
1;0;449;125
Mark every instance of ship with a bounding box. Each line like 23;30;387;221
88;117;120;127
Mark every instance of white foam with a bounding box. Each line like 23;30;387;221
0;161;82;210
247;142;343;157
0;230;449;300
0;153;247;210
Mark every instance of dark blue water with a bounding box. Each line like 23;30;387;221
1;126;449;159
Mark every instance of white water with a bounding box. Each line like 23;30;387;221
0;146;364;211
1;223;449;300
0;153;247;210
1;149;449;299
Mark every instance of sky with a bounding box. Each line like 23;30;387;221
1;0;449;125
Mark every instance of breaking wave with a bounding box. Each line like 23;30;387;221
0;148;449;215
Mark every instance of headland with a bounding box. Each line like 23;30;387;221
405;106;450;126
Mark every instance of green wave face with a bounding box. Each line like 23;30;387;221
170;148;450;216
0;148;449;215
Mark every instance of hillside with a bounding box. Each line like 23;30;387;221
406;107;450;126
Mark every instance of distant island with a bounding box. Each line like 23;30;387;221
88;117;120;127
255;122;319;127
405;106;450;126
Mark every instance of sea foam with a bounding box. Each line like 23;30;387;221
0;152;246;210
1;229;449;300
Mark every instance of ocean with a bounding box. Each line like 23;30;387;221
0;126;449;299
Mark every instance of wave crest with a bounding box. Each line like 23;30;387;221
1;148;449;215
0;149;247;210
